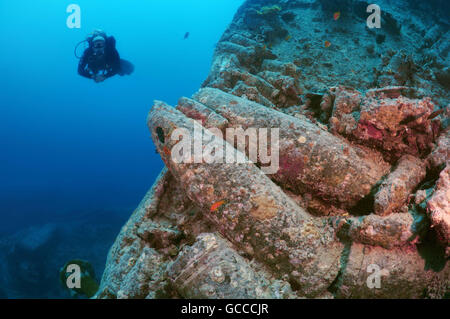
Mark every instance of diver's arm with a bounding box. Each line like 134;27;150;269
78;55;93;79
103;69;117;79
103;57;120;79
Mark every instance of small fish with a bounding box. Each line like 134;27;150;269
333;11;341;21
400;112;426;125
324;40;331;47
399;107;447;125
428;108;446;120
60;260;99;298
285;34;292;41
183;32;190;40
400;108;445;125
210;200;226;212
262;44;267;50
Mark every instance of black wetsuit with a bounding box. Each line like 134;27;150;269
78;36;121;80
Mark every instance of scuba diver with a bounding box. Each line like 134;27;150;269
76;30;134;83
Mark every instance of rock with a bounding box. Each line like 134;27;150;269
230;81;276;108
18;223;58;251
202;54;241;89
336;243;449;299
177;97;229;130
257;70;301;107
427;128;449;168
374;155;427;216
427;166;450;256
228;33;260;48
167;233;295;298
329;86;362;135
261;60;300;77
360;92;434;133
336;213;418;249
116;247;167;299
415;189;428;205
331;86;438;162
96;169;213;299
148;101;343;297
215;42;261;69
96;169;172;299
193;88;390;207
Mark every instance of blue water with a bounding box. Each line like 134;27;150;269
0;0;243;235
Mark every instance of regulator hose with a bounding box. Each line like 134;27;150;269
74;40;88;59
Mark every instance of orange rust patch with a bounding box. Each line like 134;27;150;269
162;146;171;157
250;196;278;220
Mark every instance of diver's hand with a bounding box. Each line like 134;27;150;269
94;75;105;83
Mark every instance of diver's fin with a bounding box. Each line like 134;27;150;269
119;59;134;76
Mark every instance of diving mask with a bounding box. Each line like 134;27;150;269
92;38;105;55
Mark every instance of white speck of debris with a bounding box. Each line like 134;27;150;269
298;136;307;144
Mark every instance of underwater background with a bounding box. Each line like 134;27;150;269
0;0;243;298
